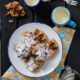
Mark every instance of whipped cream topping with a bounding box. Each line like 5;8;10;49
14;30;55;72
24;34;34;48
35;46;47;60
15;32;34;57
15;42;26;56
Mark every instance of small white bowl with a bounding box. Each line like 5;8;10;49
8;22;62;77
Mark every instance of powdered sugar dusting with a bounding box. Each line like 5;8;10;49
14;29;57;72
26;58;36;72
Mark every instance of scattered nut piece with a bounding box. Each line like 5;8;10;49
8;19;14;23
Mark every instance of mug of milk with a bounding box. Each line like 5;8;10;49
51;6;76;28
23;0;41;7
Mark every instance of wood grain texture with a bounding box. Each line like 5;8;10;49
64;0;80;74
1;0;66;75
65;1;80;74
50;0;65;27
18;0;33;27
1;0;33;76
34;2;50;25
1;0;80;76
34;0;65;27
1;0;17;75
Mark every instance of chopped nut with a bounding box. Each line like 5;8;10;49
11;11;19;17
10;9;15;14
20;10;26;16
5;3;11;9
8;19;14;23
10;1;19;9
23;31;30;36
16;5;23;11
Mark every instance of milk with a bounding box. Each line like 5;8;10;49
53;8;69;24
24;0;40;6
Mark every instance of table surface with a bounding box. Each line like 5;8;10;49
1;0;80;76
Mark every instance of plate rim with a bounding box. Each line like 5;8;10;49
8;22;63;78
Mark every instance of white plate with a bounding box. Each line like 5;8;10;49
8;23;62;77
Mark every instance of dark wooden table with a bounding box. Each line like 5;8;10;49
1;0;80;76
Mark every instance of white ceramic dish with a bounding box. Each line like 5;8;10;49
8;23;62;77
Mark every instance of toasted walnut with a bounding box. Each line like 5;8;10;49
20;9;26;16
5;1;26;17
16;5;23;11
10;1;19;9
10;9;19;17
23;31;30;36
8;19;14;23
5;3;11;9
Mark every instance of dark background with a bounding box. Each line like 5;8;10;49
1;0;80;76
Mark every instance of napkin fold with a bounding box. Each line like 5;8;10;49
2;26;75;80
63;0;78;5
42;0;78;6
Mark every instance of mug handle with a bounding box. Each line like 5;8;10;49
67;20;76;28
